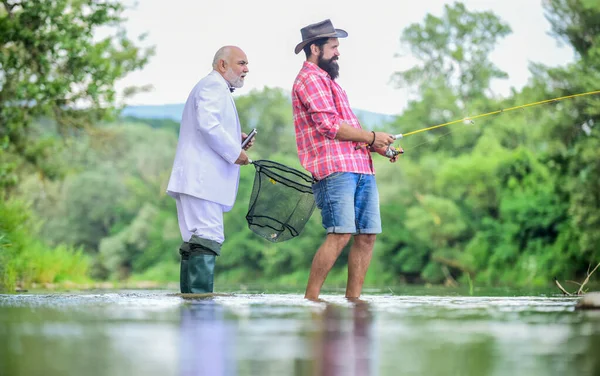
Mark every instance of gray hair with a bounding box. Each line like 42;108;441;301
212;46;232;69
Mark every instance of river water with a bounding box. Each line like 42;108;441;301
0;289;598;376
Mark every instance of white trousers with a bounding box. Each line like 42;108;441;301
175;194;226;244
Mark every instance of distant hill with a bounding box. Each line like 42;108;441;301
354;109;396;128
122;104;185;122
121;104;396;129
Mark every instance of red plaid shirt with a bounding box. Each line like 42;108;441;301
292;61;374;181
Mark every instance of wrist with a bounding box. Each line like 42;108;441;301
368;131;375;146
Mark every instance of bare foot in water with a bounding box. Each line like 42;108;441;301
304;296;328;303
346;297;369;304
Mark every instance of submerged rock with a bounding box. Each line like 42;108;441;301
575;292;600;310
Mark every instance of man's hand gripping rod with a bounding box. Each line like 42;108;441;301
355;133;404;158
384;133;404;158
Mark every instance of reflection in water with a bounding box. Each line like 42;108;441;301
179;299;236;376
178;298;376;376
313;300;374;376
1;292;599;376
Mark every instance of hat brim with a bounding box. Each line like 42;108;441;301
294;29;348;54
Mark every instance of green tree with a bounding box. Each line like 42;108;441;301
235;87;297;158
377;0;600;287
0;0;153;290
544;0;600;61
17;122;178;249
534;0;600;269
0;0;153;188
390;2;512;157
392;2;511;104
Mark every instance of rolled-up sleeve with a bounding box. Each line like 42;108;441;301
297;75;341;139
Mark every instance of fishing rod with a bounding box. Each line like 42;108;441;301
358;89;600;157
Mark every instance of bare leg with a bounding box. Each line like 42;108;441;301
305;233;352;301
346;234;376;298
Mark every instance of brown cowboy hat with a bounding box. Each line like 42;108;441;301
294;19;348;54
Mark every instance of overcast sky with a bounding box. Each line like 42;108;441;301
115;0;575;115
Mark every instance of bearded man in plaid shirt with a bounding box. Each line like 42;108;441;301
292;19;401;301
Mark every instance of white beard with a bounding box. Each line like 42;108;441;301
224;68;244;88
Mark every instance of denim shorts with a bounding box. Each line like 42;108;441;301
312;172;382;234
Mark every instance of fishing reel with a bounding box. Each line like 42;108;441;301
384;133;404;158
385;145;404;158
355;132;404;158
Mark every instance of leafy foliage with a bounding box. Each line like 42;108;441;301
0;198;90;291
0;0;153;187
393;2;511;103
3;0;600;291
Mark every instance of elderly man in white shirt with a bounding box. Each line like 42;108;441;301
166;45;253;294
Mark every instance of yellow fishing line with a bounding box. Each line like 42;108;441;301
401;90;600;138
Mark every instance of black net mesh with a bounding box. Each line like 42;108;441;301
246;160;316;242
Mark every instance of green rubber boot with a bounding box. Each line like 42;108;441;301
179;242;191;294
184;236;221;294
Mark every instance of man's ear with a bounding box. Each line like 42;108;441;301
310;44;320;56
218;59;227;72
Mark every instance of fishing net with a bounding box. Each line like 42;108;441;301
246;160;316;242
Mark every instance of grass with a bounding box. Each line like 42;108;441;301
1;199;92;292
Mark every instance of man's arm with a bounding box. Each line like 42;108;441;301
298;76;394;149
334;123;394;149
195;80;247;164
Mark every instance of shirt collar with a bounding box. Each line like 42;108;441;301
210;70;235;93
302;61;330;79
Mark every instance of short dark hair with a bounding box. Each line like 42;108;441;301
303;38;329;59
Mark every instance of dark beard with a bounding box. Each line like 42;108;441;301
317;53;339;80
